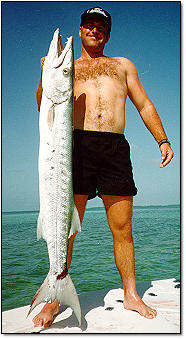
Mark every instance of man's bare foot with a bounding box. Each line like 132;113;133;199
32;299;60;327
124;293;157;319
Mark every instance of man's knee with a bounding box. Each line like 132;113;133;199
109;213;133;242
102;195;133;240
111;212;132;229
107;202;132;230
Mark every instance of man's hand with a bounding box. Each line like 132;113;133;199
36;76;43;112
159;143;174;168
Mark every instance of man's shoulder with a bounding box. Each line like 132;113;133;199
111;57;136;67
112;57;138;76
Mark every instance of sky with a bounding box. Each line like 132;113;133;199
2;1;180;211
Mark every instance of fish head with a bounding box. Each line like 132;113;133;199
42;29;74;104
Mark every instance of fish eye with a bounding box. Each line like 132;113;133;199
63;68;69;75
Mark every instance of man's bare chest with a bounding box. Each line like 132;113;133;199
74;59;123;83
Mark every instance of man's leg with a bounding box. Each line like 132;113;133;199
101;195;157;319
33;194;88;327
67;194;88;268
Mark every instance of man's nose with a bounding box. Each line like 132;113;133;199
92;26;98;33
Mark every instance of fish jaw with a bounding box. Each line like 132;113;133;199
45;28;73;70
42;30;74;104
53;36;73;69
45;28;63;64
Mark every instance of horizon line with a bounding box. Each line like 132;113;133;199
2;203;180;214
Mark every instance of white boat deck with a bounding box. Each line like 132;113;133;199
2;278;180;334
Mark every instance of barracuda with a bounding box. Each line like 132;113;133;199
27;29;81;325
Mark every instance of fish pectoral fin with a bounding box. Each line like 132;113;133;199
47;105;55;131
69;205;81;238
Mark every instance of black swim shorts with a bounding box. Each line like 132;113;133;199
73;129;137;200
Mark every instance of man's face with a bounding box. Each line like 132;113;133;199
79;19;110;49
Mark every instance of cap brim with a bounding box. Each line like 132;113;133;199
81;14;110;32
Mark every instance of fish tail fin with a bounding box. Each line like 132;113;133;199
27;273;81;326
27;276;49;318
56;274;81;325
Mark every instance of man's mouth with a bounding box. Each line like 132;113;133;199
88;35;97;39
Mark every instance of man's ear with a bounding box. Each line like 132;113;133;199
79;26;82;38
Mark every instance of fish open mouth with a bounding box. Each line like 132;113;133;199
53;29;73;69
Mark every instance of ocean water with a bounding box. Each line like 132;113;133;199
2;205;180;312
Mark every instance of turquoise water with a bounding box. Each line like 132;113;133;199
2;205;180;312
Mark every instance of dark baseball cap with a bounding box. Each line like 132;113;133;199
80;7;111;33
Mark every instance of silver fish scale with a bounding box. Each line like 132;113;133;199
46;104;73;275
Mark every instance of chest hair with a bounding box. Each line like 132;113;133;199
75;59;122;82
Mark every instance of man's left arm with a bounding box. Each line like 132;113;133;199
126;59;174;168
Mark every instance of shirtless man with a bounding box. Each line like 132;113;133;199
33;7;174;328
